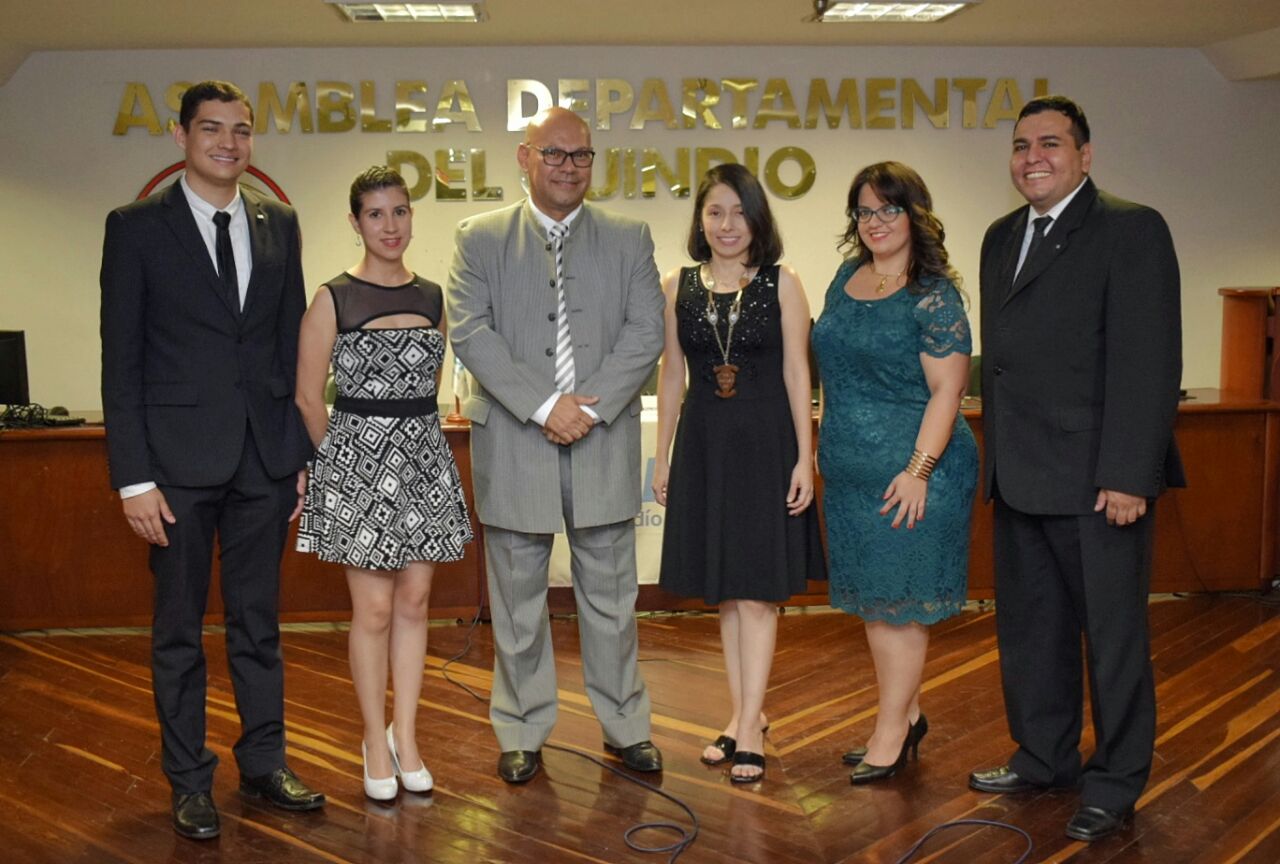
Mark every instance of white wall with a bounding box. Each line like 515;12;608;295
2;45;1278;410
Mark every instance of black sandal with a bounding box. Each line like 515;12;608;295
700;735;737;766
730;750;766;783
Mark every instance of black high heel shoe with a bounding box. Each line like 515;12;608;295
848;714;927;784
842;713;928;766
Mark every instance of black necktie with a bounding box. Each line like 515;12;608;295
212;210;240;314
1018;215;1053;279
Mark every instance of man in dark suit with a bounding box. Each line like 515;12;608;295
100;81;324;840
968;95;1183;842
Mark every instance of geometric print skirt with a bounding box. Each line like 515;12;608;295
297;409;474;570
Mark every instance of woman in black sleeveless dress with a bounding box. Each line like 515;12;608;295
295;167;472;800
652;164;826;783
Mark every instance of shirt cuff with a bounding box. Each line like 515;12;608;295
530;392;560;426
119;481;157;499
580;405;600;423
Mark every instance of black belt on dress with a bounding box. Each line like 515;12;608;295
333;396;438;418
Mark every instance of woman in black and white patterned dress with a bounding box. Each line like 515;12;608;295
295;167;472;801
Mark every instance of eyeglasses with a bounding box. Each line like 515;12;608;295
525;144;596;168
853;204;906;223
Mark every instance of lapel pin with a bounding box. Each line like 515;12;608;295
256;212;265;221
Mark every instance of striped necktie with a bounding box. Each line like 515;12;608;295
550;222;575;393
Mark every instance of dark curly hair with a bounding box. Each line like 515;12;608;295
687;163;783;267
179;80;253;131
349;165;410;216
838;161;961;294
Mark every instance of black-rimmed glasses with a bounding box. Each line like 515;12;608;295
853;204;906;223
525;144;596;167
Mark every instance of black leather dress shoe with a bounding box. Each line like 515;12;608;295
1065;806;1132;842
604;740;663;772
498;750;540;783
239;767;326;811
172;791;219;840
968;765;1041;794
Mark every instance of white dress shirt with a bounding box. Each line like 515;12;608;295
524;200;600;427
1014;176;1089;276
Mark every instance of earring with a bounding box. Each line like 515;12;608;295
355;236;362;247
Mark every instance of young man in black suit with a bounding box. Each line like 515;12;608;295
100;81;324;840
969;95;1183;842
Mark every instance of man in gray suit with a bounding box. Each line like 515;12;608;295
446;107;666;783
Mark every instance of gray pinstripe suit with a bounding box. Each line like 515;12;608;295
446;199;665;751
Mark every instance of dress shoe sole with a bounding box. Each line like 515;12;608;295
238;785;326;811
173;823;220;841
968;778;1040;794
1065;810;1132;842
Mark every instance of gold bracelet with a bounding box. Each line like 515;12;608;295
904;449;937;481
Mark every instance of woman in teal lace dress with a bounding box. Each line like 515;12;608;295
811;162;977;784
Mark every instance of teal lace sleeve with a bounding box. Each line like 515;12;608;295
913;281;972;358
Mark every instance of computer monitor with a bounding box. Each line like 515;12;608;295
0;330;31;405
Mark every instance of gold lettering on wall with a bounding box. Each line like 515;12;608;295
681;79;722;130
805;79;862;130
317;82;357;133
113;83;162;136
595;79;634;131
763;147;816;199
468;149;503;201
360;81;393;133
754;78;801;129
695;147;738;179
640;147;691;198
630;79;678;130
983;78;1023;128
164;82;190;133
434;149;467;200
952;78;986;129
508;79;552;131
901;78;947;130
865;78;897;129
558;79;591;116
721;79;759;130
257;82;314;134
387;150;432;199
395;80;430;132
434;80;481;131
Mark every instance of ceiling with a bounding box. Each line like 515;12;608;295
3;0;1279;84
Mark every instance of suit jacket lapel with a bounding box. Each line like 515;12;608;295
241;187;269;321
160;182;242;323
1006;177;1098;304
998;209;1027;306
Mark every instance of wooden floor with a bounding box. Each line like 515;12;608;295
2;594;1279;863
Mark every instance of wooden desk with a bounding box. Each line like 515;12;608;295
0;417;484;630
1;388;1275;629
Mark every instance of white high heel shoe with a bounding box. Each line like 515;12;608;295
362;741;398;801
387;724;433;793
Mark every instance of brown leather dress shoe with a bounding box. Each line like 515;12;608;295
498;750;540;783
172;791;219;840
239;767;326;811
968;765;1041;794
604;740;663;772
1065;806;1132;842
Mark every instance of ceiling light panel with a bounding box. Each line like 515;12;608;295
325;2;487;23
815;2;980;23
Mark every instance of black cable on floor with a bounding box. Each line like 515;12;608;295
892;818;1033;864
438;605;486;700
543;743;699;863
437;612;700;862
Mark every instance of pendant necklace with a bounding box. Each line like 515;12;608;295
702;265;753;398
873;269;903;294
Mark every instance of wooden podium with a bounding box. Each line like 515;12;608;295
1219;287;1280;399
